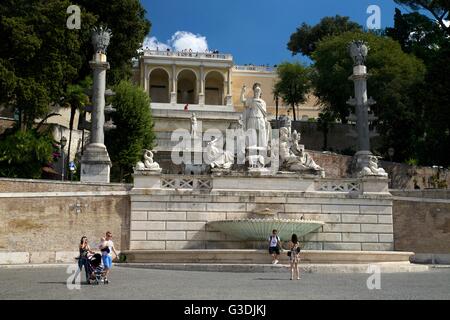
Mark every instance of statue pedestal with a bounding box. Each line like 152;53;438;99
80;143;112;183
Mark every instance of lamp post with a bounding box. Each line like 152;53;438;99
60;136;67;181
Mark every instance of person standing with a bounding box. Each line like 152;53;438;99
75;236;95;284
268;229;281;264
99;231;119;284
288;234;301;280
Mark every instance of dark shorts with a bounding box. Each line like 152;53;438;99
269;247;280;255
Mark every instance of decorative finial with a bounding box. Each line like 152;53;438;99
92;26;112;54
348;40;369;66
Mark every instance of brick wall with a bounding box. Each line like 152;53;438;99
391;190;450;254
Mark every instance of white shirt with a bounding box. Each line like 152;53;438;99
269;235;279;247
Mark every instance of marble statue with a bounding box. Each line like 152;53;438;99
190;113;199;138
360;155;388;177
279;127;323;175
241;83;269;149
92;26;112;54
205;137;234;169
135;149;161;171
349;40;369;66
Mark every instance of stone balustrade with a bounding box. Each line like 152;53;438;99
143;49;232;60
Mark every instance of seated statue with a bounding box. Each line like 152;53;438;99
205;137;234;170
135;149;161;171
279;127;324;175
360;156;387;177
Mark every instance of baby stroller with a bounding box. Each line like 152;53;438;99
87;253;107;285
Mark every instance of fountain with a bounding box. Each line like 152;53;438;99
208;210;324;241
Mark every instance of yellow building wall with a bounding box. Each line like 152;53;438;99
231;72;322;119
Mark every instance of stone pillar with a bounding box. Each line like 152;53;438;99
198;65;205;105
170;64;177;104
347;40;384;178
225;68;233;106
81;27;112;183
349;65;370;152
143;65;149;94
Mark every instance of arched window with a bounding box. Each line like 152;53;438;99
149;68;169;103
204;71;225;105
177;69;197;104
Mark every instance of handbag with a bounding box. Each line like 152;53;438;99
287;251;291;257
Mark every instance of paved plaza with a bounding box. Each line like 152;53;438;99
0;265;449;300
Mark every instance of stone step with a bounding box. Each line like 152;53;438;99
121;249;414;265
117;262;428;273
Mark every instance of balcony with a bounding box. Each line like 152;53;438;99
233;65;276;73
142;49;233;61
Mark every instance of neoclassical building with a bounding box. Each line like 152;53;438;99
132;49;321;118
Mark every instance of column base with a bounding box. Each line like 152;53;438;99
170;92;177;105
225;95;233;106
198;93;205;106
80;143;112;183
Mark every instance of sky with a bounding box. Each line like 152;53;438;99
140;0;413;65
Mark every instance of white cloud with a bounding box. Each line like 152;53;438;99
141;31;209;53
142;36;170;51
169;31;208;52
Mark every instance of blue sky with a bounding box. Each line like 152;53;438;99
141;0;410;65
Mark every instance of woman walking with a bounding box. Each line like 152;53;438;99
288;234;301;280
76;236;95;284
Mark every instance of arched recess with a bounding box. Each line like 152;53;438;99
204;71;225;105
149;68;170;103
177;69;197;104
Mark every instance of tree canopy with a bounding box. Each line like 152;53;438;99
287;15;362;57
273;62;311;121
312;31;426;161
105;81;155;182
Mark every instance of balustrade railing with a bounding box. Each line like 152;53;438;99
161;175;212;190
143;50;232;60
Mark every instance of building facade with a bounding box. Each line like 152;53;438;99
132;49;321;119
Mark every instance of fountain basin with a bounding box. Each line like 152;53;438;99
208;219;325;241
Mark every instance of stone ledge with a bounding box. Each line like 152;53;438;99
117;262;428;273
120;249;414;264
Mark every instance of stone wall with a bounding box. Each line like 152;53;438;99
391;190;450;260
130;174;394;251
0;178;131;264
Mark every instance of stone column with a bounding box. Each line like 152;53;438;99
170;64;177;104
81;27;112;183
198;65;205;105
143;64;149;94
225;68;233;106
347;40;383;177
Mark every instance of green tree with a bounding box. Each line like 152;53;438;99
105;81;155;182
61;79;91;178
287;15;362;57
273;62;311;121
0;129;54;179
386;8;446;64
394;0;450;36
312;31;426;162
0;0;95;130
